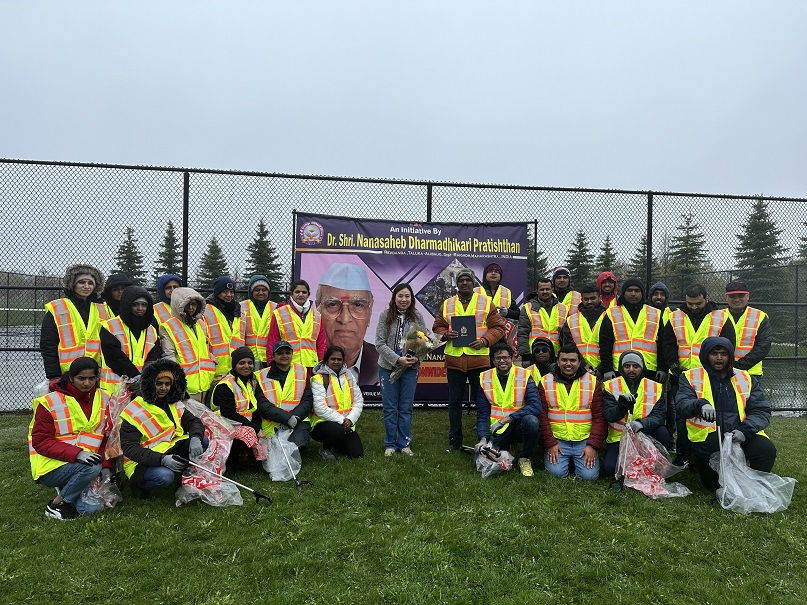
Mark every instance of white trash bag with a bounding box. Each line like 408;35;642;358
263;428;301;482
474;445;514;479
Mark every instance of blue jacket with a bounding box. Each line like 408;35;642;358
476;370;541;439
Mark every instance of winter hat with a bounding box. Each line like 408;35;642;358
156;370;174;384
552;266;571;281
620;350;645;370
620;277;645;298
248;275;271;293
647;281;670;303
483;263;503;276
725;280;750;295
156;274;183;303
63;264;104;295
231;346;255;366
212;275;236;297
455;268;476;284
103;273;133;297
532;337;554;355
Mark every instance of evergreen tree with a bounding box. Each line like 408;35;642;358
734;198;789;293
244;219;285;289
196;237;229;289
627;234;662;282
564;229;595;285
667;210;709;291
112;227;146;285
152;220;183;281
527;229;549;288
799;221;807;261
595;235;618;274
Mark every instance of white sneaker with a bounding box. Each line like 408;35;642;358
518;458;534;477
401;447;414;457
384;448;396;457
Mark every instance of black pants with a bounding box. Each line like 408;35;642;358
446;367;484;446
603;426;671;476
310;422;364;458
690;432;777;492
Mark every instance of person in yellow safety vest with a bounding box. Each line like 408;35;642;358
722;280;772;380
310;346;365;459
100;272;133;318
99;286;162;394
538;343;606;480
600;278;666;384
475;262;520;320
597;271;618;309
529;337;556;380
561;283;606;377
40;263;109;380
676;337;776;492
647;282;673;326
240;275;278;369
433;268;506;452
474;342;542;477
120;358;207;500
518;277;567;366
551;266;581;317
602;350;670;476
266;279;327;371
152;273;183;328
204;275;244;377
159;287;216;402
257;341;314;452
29;357;115;520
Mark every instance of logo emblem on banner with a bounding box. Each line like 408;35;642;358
300;221;324;245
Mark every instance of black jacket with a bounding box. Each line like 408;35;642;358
256;363;314;428
40;292;106;379
100;286;161;379
662;302;733;372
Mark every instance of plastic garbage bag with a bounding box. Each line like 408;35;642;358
616;427;691;499
33;379;51;399
81;475;124;510
263;428;301;481
474;445;514;479
709;436;796;514
104;378;132;459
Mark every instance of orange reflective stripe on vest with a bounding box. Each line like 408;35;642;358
241;300;277;362
480;366;530;424
671;309;726;370
99;316;158;392
603;377;662;443
275;305;321;367
683;366;753;442
442;293;491;357
44;298;109;372
121;397;187;477
565;312;603;367
726;307;766;375
162;317;216;394
153;302;173;325
608;305;660;370
541;373;596;442
258;363;308;433
526;301;566;355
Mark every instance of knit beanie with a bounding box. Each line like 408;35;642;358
213;275;236;297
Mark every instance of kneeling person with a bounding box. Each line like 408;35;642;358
475;343;541;476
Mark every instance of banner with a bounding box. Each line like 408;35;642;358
294;213;528;401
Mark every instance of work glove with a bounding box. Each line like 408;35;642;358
626;421;643;432
101;468;112;482
730;429;746;443
76;451;103;466
700;403;716;422
188;436;204;459
490;420;506;435
670;363;683;377
618;393;636;407
127;375;142;396
497;306;508;317
161;454;187;473
474;438;488;453
603;371;617;381
655;370;668;384
287;415;299;429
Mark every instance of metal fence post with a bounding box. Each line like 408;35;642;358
426;183;433;222
646;191;653;290
182;171;190;285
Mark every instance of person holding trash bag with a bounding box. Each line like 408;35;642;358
310;346;364;459
29;357;115;520
120;358;207;499
676;336;777;492
602;350;670;476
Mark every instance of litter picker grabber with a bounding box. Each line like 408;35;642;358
177;457;272;504
278;438;312;493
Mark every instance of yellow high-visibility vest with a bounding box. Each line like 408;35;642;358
525;300;567;355
607;305;661;370
480;366;530;430
274;305;321;368
565;312;603;368
541;373;597;442
310;373;355;429
257;363;308;434
120;397;187;477
442;293;492;357
44;298;110;373
161;317;216;395
724;307;767;375
98;317;158;393
153;302;173;325
670;309;726;370
474;285;512;310
203;305;244;376
602;377;663;443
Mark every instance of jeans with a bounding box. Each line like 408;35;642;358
380;366;418;449
491;415;541;459
544;439;600;480
39;461;103;516
137;435;210;492
446;367;484;446
602;426;671;476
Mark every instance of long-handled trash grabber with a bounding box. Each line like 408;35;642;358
277;438;312;493
177;457;272;504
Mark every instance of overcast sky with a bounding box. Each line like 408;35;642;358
2;1;806;197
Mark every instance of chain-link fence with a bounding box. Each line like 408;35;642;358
3;158;806;411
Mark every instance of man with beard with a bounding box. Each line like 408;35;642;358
518;277;567;366
561;283;605;377
597;271;618;309
647;281;673;325
551;266;581;316
721;280;772;381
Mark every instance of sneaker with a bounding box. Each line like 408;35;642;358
319;448;336;461
445;442;461;453
401;447;414;457
384;448;396;457
44;499;79;521
518;458;534;477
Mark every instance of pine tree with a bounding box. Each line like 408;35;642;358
564;229;595;286
734;198;789;293
112;227;146;285
667;210;709;290
196;237;229;289
595;235;618;274
527;229;549;288
244;219;285;290
152;220;183;281
628;235;649;279
798;221;807;261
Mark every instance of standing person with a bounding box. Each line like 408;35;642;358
475;343;541;477
676;337;777;492
240;275;277;370
597;271;618;309
647;281;673;325
518;277;567;365
40;264;109;380
120;358;207;499
538;344;606;480
310;346;364;459
204;275;244;377
99;285;162;393
266;279;327;372
475;262;519;321
433;268;506;452
257;341;314;452
375;283;428;456
101;273;133;318
153;274;182;326
29;358;114;520
561;283;606;376
722;280;772;380
602;350;669;476
647;280;675;443
551;266;581;316
159;287;216;402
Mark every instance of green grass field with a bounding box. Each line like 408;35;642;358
2;411;805;605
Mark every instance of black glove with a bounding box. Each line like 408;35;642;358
655;370;668;384
618;393;636;407
670;363;683;377
188;436;204;459
700;403;716;423
161;454;187;473
76;451;103;466
497;306;508;317
603;371;617;381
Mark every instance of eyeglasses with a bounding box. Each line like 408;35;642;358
319;297;372;320
493;356;512;362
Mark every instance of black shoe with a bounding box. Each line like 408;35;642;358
129;481;151;500
673;453;689;467
44;499;79;521
445;442;462;453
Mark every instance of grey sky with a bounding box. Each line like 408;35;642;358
3;1;806;197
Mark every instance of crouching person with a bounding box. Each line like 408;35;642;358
602;350;670;476
29;357;115;520
120;358;207;499
475;343;541;477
